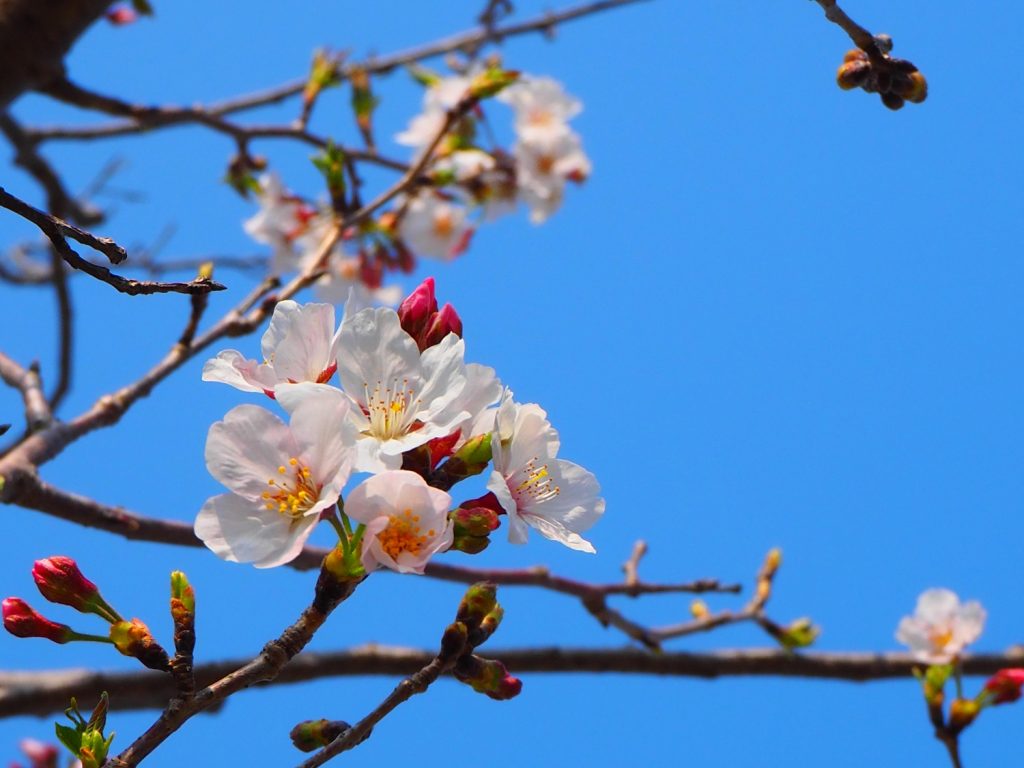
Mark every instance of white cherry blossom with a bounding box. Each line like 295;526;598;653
395;75;471;150
244;174;319;273
202;300;340;397
195;394;355;568
486;392;604;552
399;193;471;260
498;76;582;144
515;131;591;224
346;470;454;574
896;588;986;663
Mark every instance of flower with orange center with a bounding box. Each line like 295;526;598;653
895;588;986;663
346;470;453;574
196;392;356;568
498;76;582;144
399;193;471;260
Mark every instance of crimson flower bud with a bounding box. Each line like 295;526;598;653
984;668;1024;705
420;303;463;349
18;738;59;768
32;557;103;614
2;597;73;643
397;277;438;340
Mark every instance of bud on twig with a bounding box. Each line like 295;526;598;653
109;618;170;671
2;597;75;643
32;557;122;623
454;655;523;700
982;668;1024;705
450;504;501;554
289;719;351;752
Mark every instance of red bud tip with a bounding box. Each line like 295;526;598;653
32;557;100;613
2;597;72;643
985;668;1024;705
105;6;138;25
397;277;438;338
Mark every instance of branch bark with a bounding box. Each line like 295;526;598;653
4;646;1021;720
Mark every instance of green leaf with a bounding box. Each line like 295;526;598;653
55;723;82;755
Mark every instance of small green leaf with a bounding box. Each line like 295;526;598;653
55;723;81;755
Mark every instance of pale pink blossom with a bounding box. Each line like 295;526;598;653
346;470;453;574
195;392;355;568
896;588;986;663
486;392;604;552
498;76;582;144
399;193;471;260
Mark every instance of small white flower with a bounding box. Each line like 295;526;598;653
195;393;355;568
202;300;341;396
346;469;453;574
498;76;582;144
399;194;471;260
244;174;318;273
396;75;471;150
514;132;591;223
333;306;473;472
486;392;604;552
310;250;403;308
896;588;986;663
433;149;497;183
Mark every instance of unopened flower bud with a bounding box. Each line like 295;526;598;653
289;719;350;752
921;663;953;708
836;59;871;90
109;619;170;671
170;571;195;624
457;582;498;630
689;600;710;619
397;277;438;339
2;598;73;643
901;71;928;104
105;6;138;25
983;668;1024;705
449;505;501;555
843;48;868;63
440;621;469;660
776;617;820;649
420;303;463;349
18;738;59;768
880;92;905;111
949;698;981;734
32;557;120;623
454;655;522;700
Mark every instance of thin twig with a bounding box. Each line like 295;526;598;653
0;186;226;295
0;352;50;430
47;245;73;412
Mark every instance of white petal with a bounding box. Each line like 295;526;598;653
336;308;421;402
205;405;297;499
195;493;318;568
261;300;302;362
201;350;274;393
915;588;960;624
276;383;355;497
272;303;337;384
520;510;596;553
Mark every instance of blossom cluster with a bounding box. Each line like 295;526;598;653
197;277;605;571
242;68;589;308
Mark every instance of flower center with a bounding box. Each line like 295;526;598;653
433;211;454;238
536;154;555;175
513;456;560;504
262;457;320;519
929;626;954;650
378;508;436;560
364;379;420;440
527;109;556;127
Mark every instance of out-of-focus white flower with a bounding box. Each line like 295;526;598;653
514;132;591;224
202;300;341;397
309;249;403;307
244;174;319;273
399;193;471;260
896;588;986;663
396;75;471;150
346;469;453;574
486;392;604;552
433;149;497;183
195;394;355;568
498;76;582;143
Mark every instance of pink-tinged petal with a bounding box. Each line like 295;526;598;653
336;308;421;401
205;405;297;500
195;493;318;568
276;383;355;497
519;510;596;554
201;350;275;393
272;303;337;383
260;300;302;362
955;601;987;645
916;588;959;624
486;470;532;545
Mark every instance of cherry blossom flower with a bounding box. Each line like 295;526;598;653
345;470;453;574
308;249;404;307
399;193;472;260
486;392;604;552
244;174;319;273
331;306;495;472
195;393;355;568
396;75;471;150
515;132;591;223
202;300;341;397
498;76;582;144
895;588;986;664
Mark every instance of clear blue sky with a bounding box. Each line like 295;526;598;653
2;1;1023;765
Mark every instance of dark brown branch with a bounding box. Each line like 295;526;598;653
0;113;100;224
0;186;226;295
0;0;112;108
47;245;73;412
812;0;881;58
4;646;1022;720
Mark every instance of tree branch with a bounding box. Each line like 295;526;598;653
0;351;50;430
4;645;1021;720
